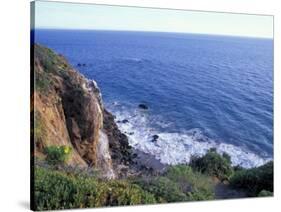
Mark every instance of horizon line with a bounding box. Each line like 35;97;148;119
32;27;273;40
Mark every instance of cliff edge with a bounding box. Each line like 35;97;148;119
31;44;133;178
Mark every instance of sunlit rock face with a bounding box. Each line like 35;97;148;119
33;44;133;178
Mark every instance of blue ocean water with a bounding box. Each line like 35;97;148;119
35;29;273;168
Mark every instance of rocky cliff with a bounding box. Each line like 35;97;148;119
31;44;133;178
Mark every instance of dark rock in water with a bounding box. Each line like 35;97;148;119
122;119;129;124
82;63;86;67
128;132;134;135
77;63;81;67
138;104;148;110
151;134;159;142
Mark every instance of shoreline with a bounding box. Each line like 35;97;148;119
108;104;272;169
132;148;167;174
32;44;274;210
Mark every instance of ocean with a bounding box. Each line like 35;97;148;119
34;29;273;168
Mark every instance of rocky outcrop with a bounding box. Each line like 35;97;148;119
32;44;133;178
103;109;133;167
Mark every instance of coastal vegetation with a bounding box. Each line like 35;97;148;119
34;150;273;210
32;44;273;210
44;145;72;166
34;167;156;210
190;148;233;181
230;161;273;196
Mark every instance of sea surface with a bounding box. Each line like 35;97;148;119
34;29;273;168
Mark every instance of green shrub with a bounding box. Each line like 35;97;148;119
35;44;59;74
34;44;70;94
35;69;52;93
230;161;273;196
34;167;77;210
133;176;187;203
134;165;215;202
44;146;72;166
94;180;156;206
258;190;273;197
165;165;215;200
34;167;156;210
190;149;233;180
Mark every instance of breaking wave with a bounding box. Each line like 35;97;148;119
109;104;271;169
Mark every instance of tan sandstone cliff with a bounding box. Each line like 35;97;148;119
31;44;133;178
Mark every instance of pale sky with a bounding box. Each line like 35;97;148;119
33;0;273;38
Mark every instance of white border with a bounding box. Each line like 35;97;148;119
0;0;279;211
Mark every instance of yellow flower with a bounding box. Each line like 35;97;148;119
63;146;71;154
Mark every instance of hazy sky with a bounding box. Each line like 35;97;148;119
33;1;273;38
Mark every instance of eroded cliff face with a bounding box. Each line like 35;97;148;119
32;44;132;178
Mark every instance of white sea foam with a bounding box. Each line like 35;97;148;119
112;107;271;169
122;57;143;62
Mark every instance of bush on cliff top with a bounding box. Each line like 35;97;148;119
230;161;273;196
190;148;233;180
35;44;60;74
34;44;71;94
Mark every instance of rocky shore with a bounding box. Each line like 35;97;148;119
32;44;141;178
32;44;273;211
